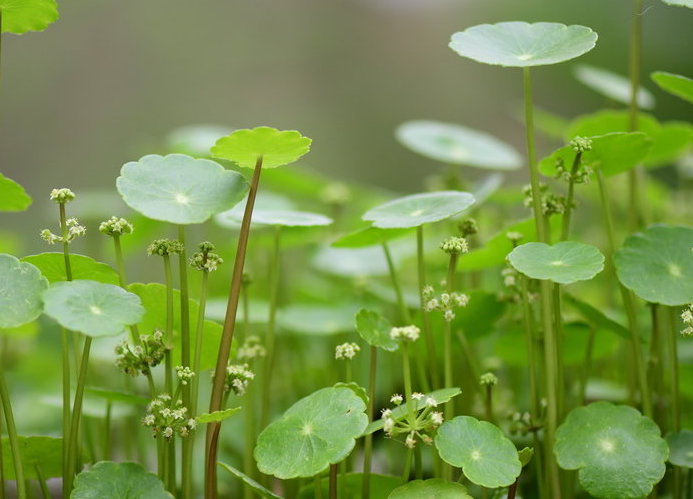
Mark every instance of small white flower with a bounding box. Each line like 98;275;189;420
383;417;395;434
411;392;424;401
430;411;444;426
163;427;174;439
381;408;393;418
405;434;416;448
425;397;438;407
390;394;403;405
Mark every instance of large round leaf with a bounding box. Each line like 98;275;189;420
652;71;693;104
539;132;651;177
449;22;597;68
615;225;693;306
435;416;521;488
363;191;475;229
388;479;473;499
116;153;248;224
1;436;61;480
71;461;173;499
211;126;312;169
0;254;48;328
508;241;605;284
22;253;119;285
575;64;654;109
667;430;693;468
0;0;58;34
395;120;521;170
0;173;32;211
254;386;368;479
220;207;332;227
355;309;397;351
555;402;668;498
43;280;144;337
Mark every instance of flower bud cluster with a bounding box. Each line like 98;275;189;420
147;239;184;256
99;216;134;237
458;218;478;238
509;410;543;437
224;363;255;396
523;184;571;217
440;236;468;255
389;325;421;342
380;393;443;448
40;218;86;245
335;342;361;360
189;241;223;272
237;335;267;360
479;372;498;386
570;136;593;153
422;285;469;322
681;304;693;336
50;188;75;204
115;330;167;377
176;366;195;386
142;394;196;440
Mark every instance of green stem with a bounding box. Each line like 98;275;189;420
178;226;192;499
519;276;540;416
484;385;494;423
206;157;263;499
443;252;458;421
401;447;413;482
579;328;596;406
667;306;681;433
35;465;50;499
362;347;377;499
628;0;644;230
58;203;73;498
243;384;257;499
261;226;281;432
329;464;338;499
103;402;112;461
191;271;209;415
113;236;141;345
416;226;438;388
523;67;547;244
0;364;26;499
382;241;410;323
401;343;415;422
552;284;564;418
65;336;92;493
560;152;582;241
163;255;174;395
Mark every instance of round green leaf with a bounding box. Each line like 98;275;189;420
355;309;397;351
652;71;693;104
555;401;668;498
0;173;32;211
0;0;58;34
615;225;693;306
165;124;234;156
539;132;652;177
575;64;654;109
363;191;475;229
508;241;605;284
388;479;473;499
662;0;693;7
1;436;61;480
43;280;144;337
211;126;312;169
254;386;368;479
435;416;521;488
395;120;522;170
667;430;693;468
223;208;332;227
22;253;119;285
0;254;48;328
449;22;597;68
71;461;173;499
116;153;249;224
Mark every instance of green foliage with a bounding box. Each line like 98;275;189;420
388;479;473;499
449;22;597;67
211;126;312;169
555;402;668;498
22;253;119;285
1;436;61;479
254;386;368;479
0;0;58;34
0;254;48;328
666;430;693;468
363;191;475;229
575;64;655;109
297;472;401;499
218;462;285;499
651;71;693;104
435;416;521;488
43;280;144;337
196;407;242;424
71;461;173;499
278;303;358;335
508;241;605;284
395;120;521;170
354;308;398;351
614;225;693;306
452;290;506;340
0;173;32;211
332;226;412;248
116;153;249;224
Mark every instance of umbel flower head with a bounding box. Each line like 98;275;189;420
99;216;134;237
115;330;167;377
380;392;444;448
142;394;196;440
422;285;470;322
40;218;86;245
223;363;255;396
335;342;361;360
440;236;469;255
681;304;693;336
189;241;223;272
147;238;184;257
49;188;75;204
390;325;421;342
237;335;267;360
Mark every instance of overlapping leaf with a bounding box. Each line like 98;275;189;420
211;127;311;169
363;191;475;229
0;254;48;328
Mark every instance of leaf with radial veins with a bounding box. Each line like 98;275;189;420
667;430;693;468
355;309;397;351
651;71;693;104
22;253;119;285
449;22;597;67
508;241;605;284
116;154;248;224
1;436;62;480
0;173;32;211
71;461;173;499
0;0;58;34
539;132;652;178
211;127;312;168
555;401;668;498
615;225;693;306
363;191;475;229
575;64;655;109
43;280;144;337
395;120;522;170
388;479;473;499
254;386;368;479
0;254;48;328
435;416;521;488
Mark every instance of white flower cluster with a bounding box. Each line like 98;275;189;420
142;394;196;440
224;363;255;396
380;393;444;448
335;342;361;360
440;236;469;255
175;366;195;385
40;218;86;245
99;216;133;237
681;305;693;336
423;286;469;322
115;330;166;377
390;325;421;342
237;336;266;360
479;372;498;386
49;188;75;204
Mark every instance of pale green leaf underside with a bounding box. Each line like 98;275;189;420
218;206;332;227
508;241;605;284
354;309;398;351
218;462;285;499
555;401;667;498
449;22;597;67
435;416;521;488
388;479;473;499
652;71;693;104
43;280;144;337
667;430;693;468
395;120;522;170
71;461;173;499
254;386;368;479
196;407;242;424
363;191;475;229
662;0;693;8
214;191;296;228
0;0;58;34
211;126;312;169
22;253;119;285
539;132;651;177
0;173;32;211
116;153;248;224
0;254;48;328
615;225;693;306
575;64;654;109
1;436;61;480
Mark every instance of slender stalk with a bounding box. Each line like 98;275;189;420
112;235;142;346
191;271;209;413
416;226;438;388
523;67;547;244
35;465;50;499
628;0;645;230
382;242;410;323
401;343;415;422
329;464;338;499
205;157;263;499
58;203;73;498
65;337;92;493
552;284;565;417
667;306;681;433
0;365;26;499
178;226;193;499
362;347;377;499
507;479;519;499
649;304;665;426
240;283;256;499
519;276;540;416
443;252;458;420
484;384;494;423
560;152;583;241
163;255;174;395
401;447;413;482
260;226;281;432
103;401;112;460
579;328;596;406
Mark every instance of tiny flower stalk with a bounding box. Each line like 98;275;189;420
0;351;26;499
480;372;498;424
558;137;592;241
361;345;378;499
335;342;360;382
381;240;411;324
416;226;439;388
